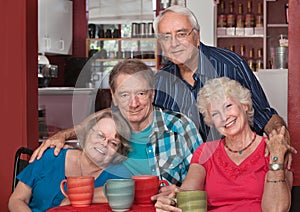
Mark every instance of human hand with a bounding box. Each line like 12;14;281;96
151;184;179;201
265;126;297;163
29;130;67;163
152;185;181;212
264;126;296;169
155;195;181;212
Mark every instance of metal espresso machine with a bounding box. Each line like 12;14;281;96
38;55;58;87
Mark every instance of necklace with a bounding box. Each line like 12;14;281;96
223;132;257;155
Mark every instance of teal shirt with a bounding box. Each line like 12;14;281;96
124;123;152;175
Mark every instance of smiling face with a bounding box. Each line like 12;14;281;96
209;96;249;137
112;72;154;132
157;11;200;66
84;117;121;168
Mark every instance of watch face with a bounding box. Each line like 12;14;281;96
272;164;280;170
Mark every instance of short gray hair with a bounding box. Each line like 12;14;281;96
153;5;200;34
197;77;254;127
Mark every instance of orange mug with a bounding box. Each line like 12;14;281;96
60;176;94;207
132;175;169;206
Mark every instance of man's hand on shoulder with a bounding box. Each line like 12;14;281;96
29;129;70;163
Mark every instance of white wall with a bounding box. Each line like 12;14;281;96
186;0;216;46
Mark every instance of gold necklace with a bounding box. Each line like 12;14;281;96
223;132;257;155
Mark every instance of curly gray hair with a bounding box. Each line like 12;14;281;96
197;77;254;127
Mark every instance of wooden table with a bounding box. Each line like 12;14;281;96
47;203;156;212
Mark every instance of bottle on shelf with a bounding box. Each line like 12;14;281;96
247;48;256;72
256;48;263;71
236;3;245;28
255;3;263;28
217;1;227;28
229;45;235;52
227;1;236;28
236;3;245;36
239;45;246;59
245;0;255;28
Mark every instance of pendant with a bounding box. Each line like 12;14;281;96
238;150;243;154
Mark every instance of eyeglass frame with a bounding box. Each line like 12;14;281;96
90;127;120;149
157;28;196;43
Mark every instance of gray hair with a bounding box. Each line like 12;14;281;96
78;108;131;164
197;77;254;127
153;5;200;34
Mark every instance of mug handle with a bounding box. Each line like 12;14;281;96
103;182;108;198
158;179;169;187
60;179;69;198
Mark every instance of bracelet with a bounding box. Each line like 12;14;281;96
266;179;286;183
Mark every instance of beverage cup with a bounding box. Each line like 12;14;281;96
104;179;135;212
175;190;207;212
60;176;94;207
132;175;169;206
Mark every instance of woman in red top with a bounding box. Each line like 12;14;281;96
155;77;296;212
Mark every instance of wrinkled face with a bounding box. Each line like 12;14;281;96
112;73;154;131
157;12;200;65
84;117;121;168
209;96;248;137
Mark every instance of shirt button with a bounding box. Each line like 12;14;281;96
148;149;152;153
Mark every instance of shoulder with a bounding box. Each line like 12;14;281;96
156;107;193;124
155;107;198;132
200;42;244;65
192;140;222;164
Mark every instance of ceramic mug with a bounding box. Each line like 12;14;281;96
60;176;94;207
175;190;207;212
132;175;169;206
104;179;135;211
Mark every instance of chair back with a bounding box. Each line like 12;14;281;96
12;147;33;192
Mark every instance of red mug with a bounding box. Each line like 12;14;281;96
60;176;94;207
132;175;169;206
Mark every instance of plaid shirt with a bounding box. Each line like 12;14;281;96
154;42;277;141
147;107;203;186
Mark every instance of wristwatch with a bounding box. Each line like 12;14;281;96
269;156;284;171
269;163;284;171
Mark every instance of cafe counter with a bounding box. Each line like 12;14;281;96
38;87;97;138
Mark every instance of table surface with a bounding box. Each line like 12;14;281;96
47;203;156;212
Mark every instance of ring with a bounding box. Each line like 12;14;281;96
170;198;177;206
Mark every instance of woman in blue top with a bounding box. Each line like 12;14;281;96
8;108;131;212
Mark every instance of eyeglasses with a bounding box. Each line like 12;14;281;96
91;128;120;149
117;90;151;104
157;28;195;43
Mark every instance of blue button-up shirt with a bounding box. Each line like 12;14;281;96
154;42;277;141
147;107;202;186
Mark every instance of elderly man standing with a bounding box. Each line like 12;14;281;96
153;5;289;144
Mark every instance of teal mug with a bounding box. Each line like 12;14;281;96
104;179;135;211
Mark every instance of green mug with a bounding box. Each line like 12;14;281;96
175;190;207;212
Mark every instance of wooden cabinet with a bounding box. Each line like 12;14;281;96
215;0;288;70
38;0;73;55
86;38;158;70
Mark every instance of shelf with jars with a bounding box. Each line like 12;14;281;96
215;0;288;71
86;37;158;70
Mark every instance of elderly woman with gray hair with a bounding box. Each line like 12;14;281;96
9;108;131;212
155;77;296;212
